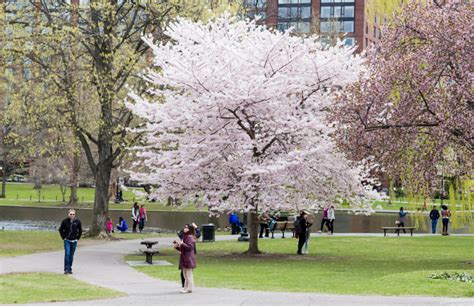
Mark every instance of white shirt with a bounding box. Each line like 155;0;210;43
328;207;335;220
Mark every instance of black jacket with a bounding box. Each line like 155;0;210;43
59;218;82;240
429;209;440;220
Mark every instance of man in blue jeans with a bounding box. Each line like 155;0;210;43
58;209;82;274
429;205;440;234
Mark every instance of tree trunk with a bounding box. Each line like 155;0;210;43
68;153;80;206
247;211;261;254
0;127;7;198
89;161;112;236
0;172;5;198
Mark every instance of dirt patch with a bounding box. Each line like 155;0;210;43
199;251;337;261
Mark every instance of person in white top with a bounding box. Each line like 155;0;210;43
327;205;335;235
131;202;140;233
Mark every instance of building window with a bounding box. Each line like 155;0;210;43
321;5;354;18
320;21;332;33
278;22;289;31
278;6;310;19
278;21;310;33
343;21;354;32
321;0;354;2
279;0;310;3
320;1;355;34
277;0;312;33
343;37;355;46
344;6;354;17
300;6;311;18
321;6;331;18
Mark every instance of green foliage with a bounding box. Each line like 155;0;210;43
0;272;122;304
128;236;474;297
1;0;241;235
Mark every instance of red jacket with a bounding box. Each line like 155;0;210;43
176;233;196;269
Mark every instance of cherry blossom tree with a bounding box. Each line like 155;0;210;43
330;2;473;196
127;15;376;253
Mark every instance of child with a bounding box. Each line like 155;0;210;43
116;216;128;233
105;217;113;234
138;205;148;233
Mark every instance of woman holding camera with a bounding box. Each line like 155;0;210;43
173;224;196;293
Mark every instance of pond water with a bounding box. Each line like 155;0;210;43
0;206;471;233
0;220;58;231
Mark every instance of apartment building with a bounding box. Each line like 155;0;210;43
244;0;401;53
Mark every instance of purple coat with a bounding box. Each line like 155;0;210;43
177;233;196;269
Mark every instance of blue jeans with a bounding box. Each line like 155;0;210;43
431;219;438;234
64;240;77;272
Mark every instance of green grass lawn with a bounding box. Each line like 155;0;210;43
127;236;474;297
0;272;122;304
372;198;471;211
0;231;174;257
3;183;471;213
0;183;200;211
0;231;64;257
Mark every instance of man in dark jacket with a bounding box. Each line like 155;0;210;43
58;209;82;274
297;211;309;255
429;205;440;234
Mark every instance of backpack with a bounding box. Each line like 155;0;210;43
293;218;302;235
268;219;277;231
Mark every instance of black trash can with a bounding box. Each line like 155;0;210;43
201;224;215;242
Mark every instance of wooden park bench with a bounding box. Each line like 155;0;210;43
271;221;296;238
140;240;159;264
381;227;416;237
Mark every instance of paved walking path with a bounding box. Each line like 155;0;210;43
1;234;473;306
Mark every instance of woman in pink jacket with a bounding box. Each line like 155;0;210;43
173;224;196;293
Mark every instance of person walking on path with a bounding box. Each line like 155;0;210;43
318;206;329;233
174;224;196;293
296;211;309;255
58;209;82;274
429;205;440;234
138;204;148;233
396;207;407;234
327;205;335;235
441;205;451;236
131;202;140;233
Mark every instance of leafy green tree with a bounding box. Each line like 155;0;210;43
2;0;240;236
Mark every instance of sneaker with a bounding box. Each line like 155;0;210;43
318;230;322;234
68;271;73;274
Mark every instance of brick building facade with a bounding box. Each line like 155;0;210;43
245;0;380;53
